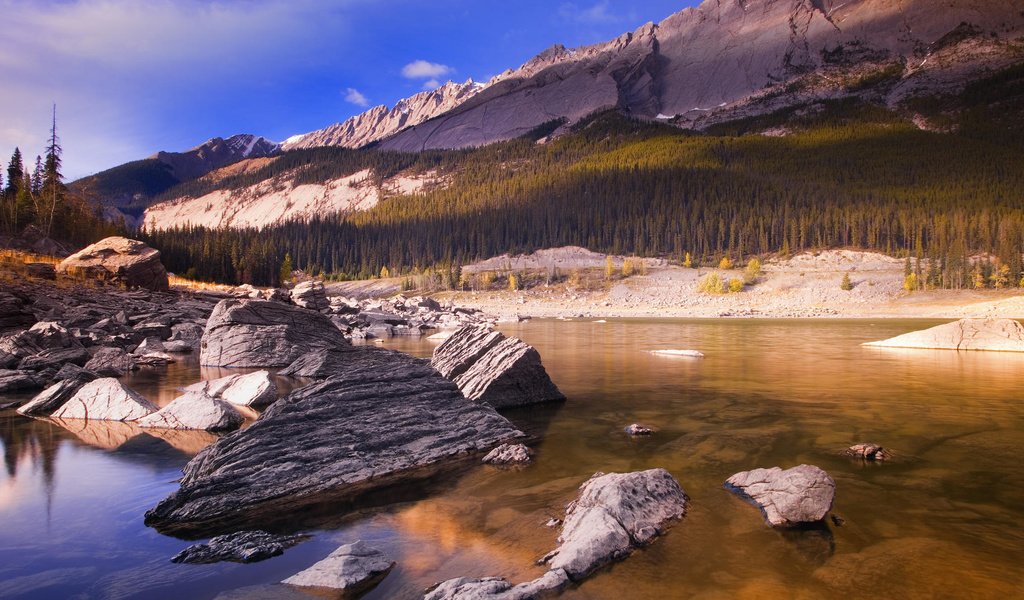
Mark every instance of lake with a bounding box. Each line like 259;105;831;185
1;319;1022;599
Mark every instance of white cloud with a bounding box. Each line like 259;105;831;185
559;1;625;24
401;60;453;80
344;88;369;106
422;79;441;91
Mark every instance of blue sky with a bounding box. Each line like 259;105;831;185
0;0;697;179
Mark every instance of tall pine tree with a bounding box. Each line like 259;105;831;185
42;105;64;238
31;155;43;195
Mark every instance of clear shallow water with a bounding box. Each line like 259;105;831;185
1;319;1022;599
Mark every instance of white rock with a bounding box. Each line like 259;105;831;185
283;540;393;591
863;318;1024;352
184;371;277;407
50;378;157;421
725;464;835;527
649;349;704;358
137;392;244;431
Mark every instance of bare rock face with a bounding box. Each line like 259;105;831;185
0;292;36;334
288;280;328;312
283;540;394;592
57;237;169;291
432;325;565;409
200;299;348;368
482;443;533;465
545;469;689;580
84;347;137;377
50;378;158;421
17;369;98;416
725;464;836;527
172;530;305;564
183;370;277;407
144;347;523;535
425;569;571;600
863;318;1024;352
137;392;244;432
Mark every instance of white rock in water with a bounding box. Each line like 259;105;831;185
863;318;1024;352
283;540;393;591
725;464;835;527
427;331;455;341
137;392;244;431
50;378;157;421
184;370;277;407
650;349;704;358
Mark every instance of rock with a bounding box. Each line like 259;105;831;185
0;369;41;393
84;347;137;376
53;363;91;381
289;280;328;312
283;540;394;592
145;347;523;535
50;378;158;421
863;318;1024;352
725;464;836;527
24;262;56;279
0;321;78;358
182;370;277;407
625;423;653;436
482;443;533;465
57;236;169;291
200;299;348;368
133;337;166;355
425;569;570;600
0;351;16;369
133;322;172;340
452;338;566;410
18;346;91;372
17;369;98;416
844;443;890;461
137;392;244;431
172;530;307;564
162;340;193;353
0;292;36;334
279;347;401;380
431;325;504;379
543;469;689;580
649;349;704;358
170;322;205;347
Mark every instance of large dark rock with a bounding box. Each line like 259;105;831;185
200;299;348;368
0;369;41;393
57;237;169;291
84;346;137;377
18;346;91;372
0;292;36;334
725;464;836;527
0;321;79;358
172;530;306;564
145;347;524;535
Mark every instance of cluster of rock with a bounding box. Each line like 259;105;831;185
431;324;565;409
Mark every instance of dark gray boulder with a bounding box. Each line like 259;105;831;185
283;540;393;592
0;321;79;358
0;292;36;334
18;346;90;372
84;347;137;377
200;299;348;368
432;324;504;380
172;530;307;564
725;464;836;527
145;347;523;535
0;369;41;393
17;369;98;416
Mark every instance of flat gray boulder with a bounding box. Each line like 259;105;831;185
57;236;169;291
725;464;836;527
145;347;523;535
17;369;98;416
283;540;393;592
50;378;158;421
84;347;137;377
137;392;244;431
432;324;504;379
863;318;1024;352
172;530;306;564
289;280;328;312
200;299;348;368
183;370;277;407
425;569;570;600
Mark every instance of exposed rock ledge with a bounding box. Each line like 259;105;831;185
863;318;1024;352
145;347;524;536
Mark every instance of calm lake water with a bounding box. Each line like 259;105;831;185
1;319;1022;599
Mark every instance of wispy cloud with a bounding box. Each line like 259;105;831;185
558;1;629;24
401;60;453;80
344;88;369;106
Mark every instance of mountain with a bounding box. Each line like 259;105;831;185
283;79;486;151
71;134;280;224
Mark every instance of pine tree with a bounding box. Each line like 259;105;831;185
841;272;853;291
683;252;692;268
42;105;64;238
6;148;23;197
279;252;293;285
31;156;43;195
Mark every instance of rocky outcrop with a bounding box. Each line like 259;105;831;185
50;378;158;421
182;371;277;407
482;443;533;465
137;392;244;431
863;318;1024;352
845;443;890;461
0;292;36;334
57;237;169;291
288;280;328;312
171;530;305;564
425;569;570;600
432;325;565;409
84;347;137;377
725;464;836;527
17;369;98;416
199;299;348;368
283;541;394;592
145;347;523;535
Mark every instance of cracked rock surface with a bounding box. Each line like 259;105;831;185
725;464;835;527
49;378;157;421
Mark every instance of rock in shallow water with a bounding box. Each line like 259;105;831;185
183;370;277;407
50;378;157;422
283;540;393;592
145;347;524;535
137;392;244;432
425;569;570;600
725;464;835;527
200;299;348;368
863;318;1024;352
17;369;98;416
482;443;533;465
172;530;306;564
844;443;890;461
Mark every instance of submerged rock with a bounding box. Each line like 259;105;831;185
283;540;393;592
200;299;348;368
50;378;157;421
57;236;169;291
172;530;307;564
624;423;653;436
725;464;836;527
183;370;277;407
425;569;570;600
145;347;523;535
844;443;890;461
17;369;98;416
482;443;533;465
863;318;1024;352
137;392;244;432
